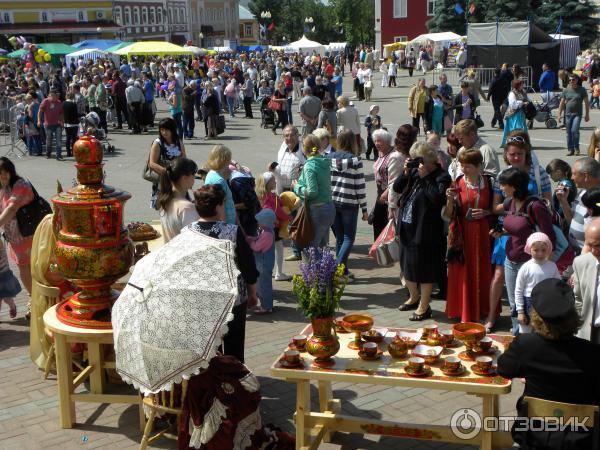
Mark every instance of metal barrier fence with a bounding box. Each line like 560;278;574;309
0;96;27;159
430;66;533;92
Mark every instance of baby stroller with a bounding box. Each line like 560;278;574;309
529;92;561;129
79;111;116;153
259;97;275;129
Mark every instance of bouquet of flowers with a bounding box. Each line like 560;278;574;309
292;248;347;319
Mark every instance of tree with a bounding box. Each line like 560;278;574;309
330;0;375;47
534;0;599;50
483;0;536;23
427;1;487;35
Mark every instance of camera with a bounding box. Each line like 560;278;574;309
407;157;423;169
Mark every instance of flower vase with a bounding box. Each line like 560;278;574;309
307;317;340;368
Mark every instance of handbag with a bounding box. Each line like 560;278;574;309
216;115;226;135
474;114;484;128
364;80;373;89
267;95;282;111
289;200;314;249
368;219;399;267
142;141;165;183
524;101;537;120
446;202;465;264
15;183;52;237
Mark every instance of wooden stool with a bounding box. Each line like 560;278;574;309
35;281;61;379
139;380;189;450
43;305;144;430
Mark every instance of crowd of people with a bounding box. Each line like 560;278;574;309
2;44;600;448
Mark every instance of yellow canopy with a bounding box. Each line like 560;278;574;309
113;41;193;56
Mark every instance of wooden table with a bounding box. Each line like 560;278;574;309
43;305;144;430
271;325;514;450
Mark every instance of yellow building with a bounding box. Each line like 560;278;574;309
0;1;120;43
238;3;258;46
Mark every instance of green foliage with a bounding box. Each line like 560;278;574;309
535;0;599;50
293;263;347;320
483;0;536;23
330;0;375;47
427;0;469;35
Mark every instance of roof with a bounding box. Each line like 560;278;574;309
113;41;193;56
72;39;122;51
239;4;254;21
468;21;553;46
0;21;120;34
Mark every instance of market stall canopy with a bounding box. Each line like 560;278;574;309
288;35;325;55
112;227;239;394
327;42;347;52
183;45;206;55
66;48;118;67
409;32;462;48
383;42;407;58
549;34;580;69
7;43;76;59
72;39;122;51
105;42;133;53
211;46;234;53
7;49;26;59
113;41;193;56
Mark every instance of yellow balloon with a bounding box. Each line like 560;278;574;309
44;54;51;62
37;49;44;55
34;55;42;63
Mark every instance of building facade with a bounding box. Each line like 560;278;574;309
112;0;170;41
0;0;120;43
188;0;239;48
377;0;435;51
238;4;258;46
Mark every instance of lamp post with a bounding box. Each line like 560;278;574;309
260;11;271;45
198;32;203;47
304;16;314;35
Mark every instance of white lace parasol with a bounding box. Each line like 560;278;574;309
112;228;239;394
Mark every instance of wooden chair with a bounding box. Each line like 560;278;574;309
139;380;189;450
523;396;599;448
34;281;61;379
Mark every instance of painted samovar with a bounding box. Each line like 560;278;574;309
52;134;133;328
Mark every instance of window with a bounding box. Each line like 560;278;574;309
113;7;121;25
393;0;407;18
394;36;408;42
40;11;50;23
427;0;436;16
133;7;140;25
1;12;13;23
180;7;185;23
150;7;155;24
157;7;162;24
142;7;148;24
245;24;252;37
169;8;173;24
124;7;131;25
175;8;180;23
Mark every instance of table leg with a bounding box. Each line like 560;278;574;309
295;380;311;450
480;394;494;450
318;380;333;443
54;334;75;428
87;343;105;394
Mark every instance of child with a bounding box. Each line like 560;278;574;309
255;172;293;281
364;105;382;160
514;233;560;334
587;127;600;161
545;159;577;219
0;240;21;319
246;209;276;315
590;79;599;109
387;59;398;87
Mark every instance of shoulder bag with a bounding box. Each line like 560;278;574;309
268;95;282;111
289;199;314;250
142;140;165;183
15;183;52;237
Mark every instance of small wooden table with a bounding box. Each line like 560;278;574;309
43;305;144;430
271;325;514;450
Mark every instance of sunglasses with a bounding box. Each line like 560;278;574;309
506;136;526;144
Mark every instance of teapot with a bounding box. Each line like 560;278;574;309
426;329;445;347
388;334;408;358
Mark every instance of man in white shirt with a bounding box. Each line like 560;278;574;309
572;218;600;344
451;119;501;179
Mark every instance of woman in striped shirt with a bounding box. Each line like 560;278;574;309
329;130;368;278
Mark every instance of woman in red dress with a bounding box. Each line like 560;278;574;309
443;149;493;322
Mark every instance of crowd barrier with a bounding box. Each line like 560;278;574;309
0;97;27;159
430;66;533;92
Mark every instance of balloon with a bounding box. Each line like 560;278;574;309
24;43;31;50
25;62;32;69
8;37;17;48
44;54;51;62
34;55;42;63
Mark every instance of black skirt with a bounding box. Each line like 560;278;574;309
399;220;445;284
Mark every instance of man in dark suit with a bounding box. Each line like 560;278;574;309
498;279;600;450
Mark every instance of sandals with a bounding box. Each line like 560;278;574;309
398;299;420;311
409;306;432;321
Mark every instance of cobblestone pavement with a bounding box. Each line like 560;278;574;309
1;68;594;449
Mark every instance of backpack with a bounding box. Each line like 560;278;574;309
503;196;570;262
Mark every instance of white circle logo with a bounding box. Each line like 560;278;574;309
450;408;481;440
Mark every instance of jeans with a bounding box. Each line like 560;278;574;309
64;126;78;156
183;112;195;138
255;245;275;310
171;112;183;139
286;97;293;124
504;258;525;336
308;202;335;248
44;124;62;158
565;113;582;151
115;99;129;127
26;134;42;155
332;204;359;273
226;96;235;117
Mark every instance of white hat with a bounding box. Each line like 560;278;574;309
262;171;274;184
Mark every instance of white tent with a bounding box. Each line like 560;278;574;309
212;46;234;53
65;48;117;67
327;42;347;53
288;35;325;56
409;32;462;48
183;45;206;56
549;34;580;69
